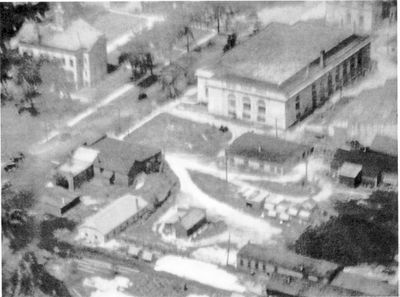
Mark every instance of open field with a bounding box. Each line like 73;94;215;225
125;113;232;157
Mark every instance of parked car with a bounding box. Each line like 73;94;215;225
138;93;148;100
219;125;229;133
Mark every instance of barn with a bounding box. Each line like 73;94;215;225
91;137;162;187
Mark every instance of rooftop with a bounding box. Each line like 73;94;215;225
369;134;398;157
338;162;362;178
228;132;310;164
41;186;80;208
215;21;352;85
82;193;148;235
178;208;206;231
331;271;398;296
238;243;341;279
16;18;104;52
58;146;99;176
91;137;161;175
331;148;398;177
266;273;307;296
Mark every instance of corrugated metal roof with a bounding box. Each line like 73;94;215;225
82;194;148;235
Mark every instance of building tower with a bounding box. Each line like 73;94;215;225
53;3;65;31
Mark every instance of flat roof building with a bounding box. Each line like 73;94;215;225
197;21;371;129
79;194;148;245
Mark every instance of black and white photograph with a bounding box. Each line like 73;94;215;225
1;1;398;296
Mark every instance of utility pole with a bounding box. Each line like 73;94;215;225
305;156;309;185
226;232;231;266
225;148;228;183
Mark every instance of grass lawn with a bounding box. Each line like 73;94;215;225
244;179;319;197
124;113;232;157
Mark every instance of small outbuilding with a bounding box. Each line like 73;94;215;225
337;162;362;188
245;192;267;209
56;146;99;191
174;208;207;238
41;187;81;217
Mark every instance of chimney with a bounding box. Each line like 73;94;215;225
258;145;262;153
305;65;310;78
320;50;326;68
135;198;139;210
62;197;65;205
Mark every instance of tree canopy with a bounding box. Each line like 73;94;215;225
295;191;398;266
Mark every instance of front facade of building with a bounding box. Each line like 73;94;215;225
15;4;107;90
196;22;371;130
237;243;341;283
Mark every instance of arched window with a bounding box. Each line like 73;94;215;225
242;97;251;120
257;99;266;122
228;94;236;117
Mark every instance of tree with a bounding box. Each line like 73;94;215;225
223;33;237;53
178;25;195;53
39;59;72;99
295;191;398;266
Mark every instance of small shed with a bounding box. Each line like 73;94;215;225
264;202;275;212
56;147;99;191
245;192;266;209
279;213;290;223
174;208;207;238
288;206;299;217
142;250;154;262
127;245;142;258
268;210;277;218
338;162;362;188
299;210;311;221
41;187;81;217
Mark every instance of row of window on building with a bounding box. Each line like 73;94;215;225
227;94;268;122
295;46;369;120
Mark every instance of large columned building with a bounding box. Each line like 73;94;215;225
196;21;371;130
